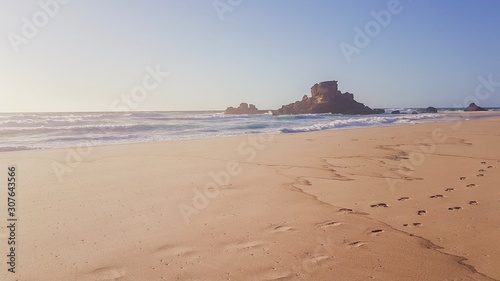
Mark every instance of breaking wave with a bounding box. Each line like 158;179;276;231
280;114;449;133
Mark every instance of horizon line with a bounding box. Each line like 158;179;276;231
2;106;500;114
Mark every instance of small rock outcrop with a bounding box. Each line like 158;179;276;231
273;81;383;115
225;103;268;115
391;110;401;114
425;107;438;113
464;103;487;111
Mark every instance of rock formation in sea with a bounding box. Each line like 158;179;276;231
390;107;437;114
464;103;487;111
225;103;268;115
272;81;383;115
425;107;438;113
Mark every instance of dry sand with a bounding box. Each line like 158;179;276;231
1;116;500;281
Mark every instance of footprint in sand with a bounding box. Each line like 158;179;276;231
398;196;410;201
339;208;368;215
272;225;297;233
297;179;312;186
348;241;366;248
83;266;126;281
224;241;265;252
469;200;479;205
258;271;293;281
417;210;427;216
370;229;383;235
481;161;487;164
317;221;342;229
448;207;462;211
479;169;486;172
154;245;194;258
370;203;388;208
445;188;455;192
477;174;484;177
309;255;330;263
430;195;445;199
487;165;494;169
403;223;421;227
459;177;467;180
466;183;476;187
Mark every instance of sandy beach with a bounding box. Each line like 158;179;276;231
1;116;500;281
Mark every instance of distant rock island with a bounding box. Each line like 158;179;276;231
425;106;438;113
464;103;487;111
225;80;384;115
273;81;383;115
224;103;269;115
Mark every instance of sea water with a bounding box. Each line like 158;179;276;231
0;109;496;152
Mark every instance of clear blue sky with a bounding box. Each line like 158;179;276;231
1;0;500;112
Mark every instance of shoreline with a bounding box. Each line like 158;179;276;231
2;111;500;154
1;117;500;280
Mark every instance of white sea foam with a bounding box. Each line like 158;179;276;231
279;114;450;133
0;110;479;151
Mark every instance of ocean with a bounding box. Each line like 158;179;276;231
1;109;498;152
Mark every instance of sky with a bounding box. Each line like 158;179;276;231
1;0;500;112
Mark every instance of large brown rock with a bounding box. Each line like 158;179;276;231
273;81;383;115
464;103;487;111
